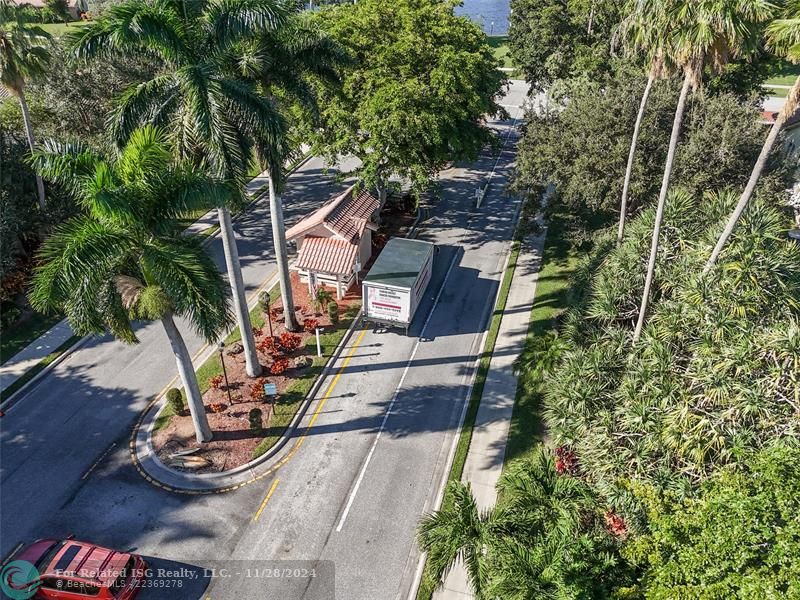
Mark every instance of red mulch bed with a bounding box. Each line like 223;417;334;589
152;272;361;473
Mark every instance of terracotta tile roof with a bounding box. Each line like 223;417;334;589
286;185;379;243
325;189;380;242
294;236;359;276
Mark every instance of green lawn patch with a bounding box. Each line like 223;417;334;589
487;35;513;69
763;85;789;98
39;21;88;36
416;240;521;600
503;214;580;464
0;334;81;402
1;311;65;364
764;59;800;86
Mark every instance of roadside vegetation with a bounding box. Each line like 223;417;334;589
418;0;800;597
2;0;505;453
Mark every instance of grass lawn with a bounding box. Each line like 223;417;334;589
416;240;521;600
764;59;800;86
503;214;580;464
39;21;88;36
1;311;64;365
1;334;81;401
487;35;513;69
763;85;790;98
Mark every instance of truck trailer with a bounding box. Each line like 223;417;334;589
362;237;435;333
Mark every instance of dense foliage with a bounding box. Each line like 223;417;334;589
508;0;621;92
418;447;634;599
540;189;800;488
310;0;506;195
0;36;155;323
626;446;800;598
513;67;791;238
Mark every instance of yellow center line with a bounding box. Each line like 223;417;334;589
253;477;280;521
249;326;367;520
294;327;368;451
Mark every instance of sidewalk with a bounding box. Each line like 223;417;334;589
0;160;298;400
433;223;548;599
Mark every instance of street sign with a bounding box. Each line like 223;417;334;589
263;383;278;396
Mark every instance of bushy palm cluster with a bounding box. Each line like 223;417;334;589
418;447;632;600
28;126;232;343
543;189;800;488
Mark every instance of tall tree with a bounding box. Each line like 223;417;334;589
0;0;50;209
68;0;290;369
509;0;621;92
705;0;800;272
311;0;506;200
632;0;774;342
614;0;674;245
29;126;232;443
233;15;350;332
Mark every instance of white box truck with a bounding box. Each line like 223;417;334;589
362;237;435;332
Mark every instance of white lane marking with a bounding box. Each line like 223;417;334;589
335;252;460;533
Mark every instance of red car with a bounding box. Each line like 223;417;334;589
8;538;146;599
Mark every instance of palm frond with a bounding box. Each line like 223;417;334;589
204;0;289;53
68;0;189;64
141;236;231;341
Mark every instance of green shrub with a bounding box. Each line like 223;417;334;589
626;446;800;598
327;300;339;325
165;388;184;415
248;408;263;432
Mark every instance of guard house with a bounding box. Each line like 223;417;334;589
285;185;380;299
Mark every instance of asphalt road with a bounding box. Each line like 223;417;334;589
0;80;529;600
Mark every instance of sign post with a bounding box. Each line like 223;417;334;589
315;328;322;357
263;382;278;416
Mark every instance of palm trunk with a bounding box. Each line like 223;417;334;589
217;207;262;377
618;73;655;245
17;90;46;210
633;71;692;342
161;313;212;443
704;75;800;274
268;171;300;332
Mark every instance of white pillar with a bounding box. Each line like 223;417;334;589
336;274;343;300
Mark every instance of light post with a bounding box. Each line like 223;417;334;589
217;341;233;404
490;21;494;36
260;291;273;338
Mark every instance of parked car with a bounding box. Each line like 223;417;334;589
6;538;146;599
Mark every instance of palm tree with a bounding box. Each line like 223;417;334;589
632;0;774;341
704;0;800;273
417;482;494;598
0;0;50;209
28;126;232;443
417;448;615;599
237;16;350;331
67;0;292;370
615;0;674;245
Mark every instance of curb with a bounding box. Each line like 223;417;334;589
131;311;364;494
